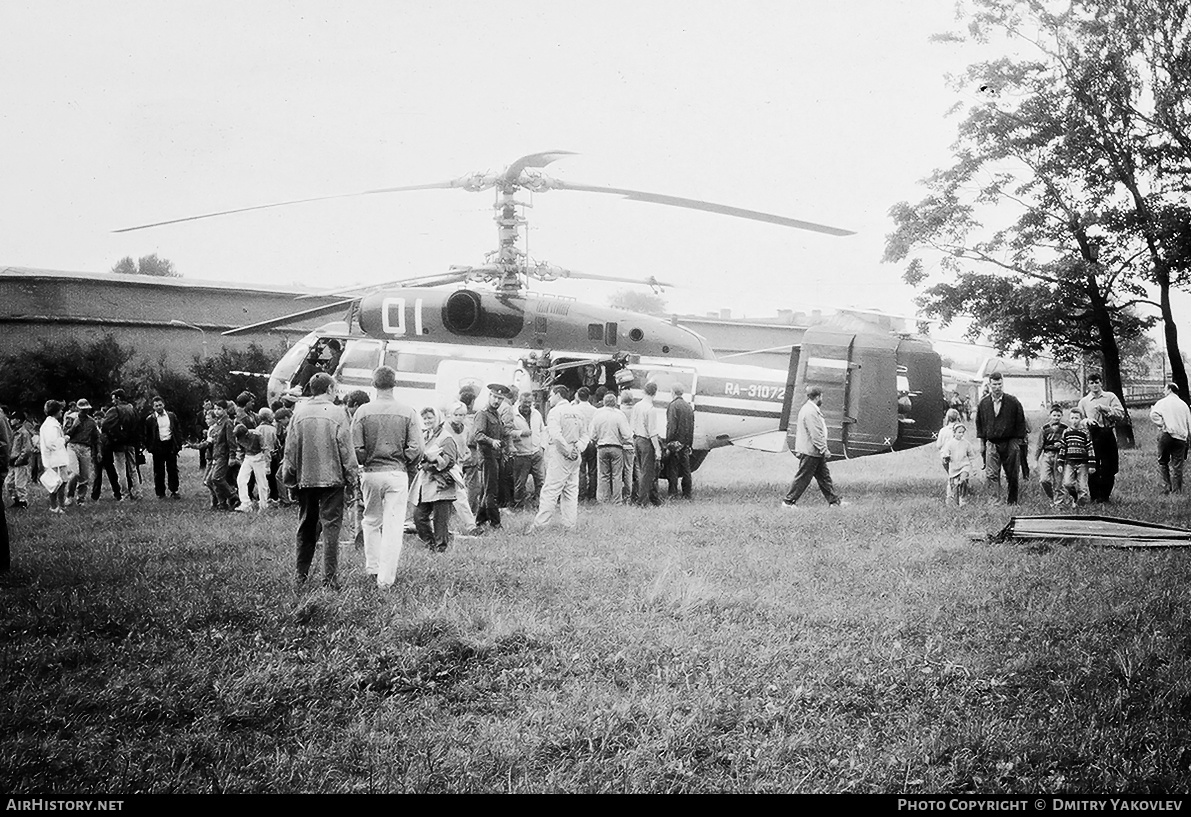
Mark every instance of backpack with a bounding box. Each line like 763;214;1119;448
107;404;138;446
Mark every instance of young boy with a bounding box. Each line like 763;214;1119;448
941;422;980;506
1058;407;1097;506
1035;404;1067;503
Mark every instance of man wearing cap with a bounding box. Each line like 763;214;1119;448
1150;383;1191;494
471;384;510;531
65;398;99;505
975;372;1029;505
1078;373;1126;502
143;396;183;499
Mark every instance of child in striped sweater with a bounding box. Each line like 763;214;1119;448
1058;407;1097;506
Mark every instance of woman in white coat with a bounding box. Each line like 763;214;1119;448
39;400;71;514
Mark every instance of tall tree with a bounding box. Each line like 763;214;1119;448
887;0;1191;403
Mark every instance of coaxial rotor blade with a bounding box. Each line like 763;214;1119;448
537;268;676;288
295;269;476;300
113;181;459;233
502;151;578;184
221;298;360;336
547;180;855;236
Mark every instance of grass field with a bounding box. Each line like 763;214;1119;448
5;413;1191;793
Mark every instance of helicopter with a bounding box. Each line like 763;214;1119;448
116;152;945;466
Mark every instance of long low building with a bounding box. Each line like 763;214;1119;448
0;265;345;368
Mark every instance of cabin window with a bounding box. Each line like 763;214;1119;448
604;322;618;346
588;323;603;341
384;349;437;374
629;366;696;410
628;328;644;342
337;339;383;381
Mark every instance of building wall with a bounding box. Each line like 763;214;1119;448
0;266;345;369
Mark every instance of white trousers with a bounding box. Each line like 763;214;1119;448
237;453;269;509
530;449;581;530
361;469;409;587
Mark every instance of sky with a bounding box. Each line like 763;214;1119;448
2;0;976;324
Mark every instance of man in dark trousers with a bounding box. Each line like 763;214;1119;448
664;384;695;499
143;395;183;499
281;372;358;589
101;388;141;501
975;372;1029;505
471;384;510;531
1077;373;1126;502
782;386;843;508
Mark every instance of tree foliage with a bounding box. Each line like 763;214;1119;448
0;335;136;416
189;344;273;408
608;289;668;315
111;253;180;277
126;353;206;439
0;335;268;439
886;0;1191;400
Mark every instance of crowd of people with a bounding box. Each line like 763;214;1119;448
0;367;699;584
932;370;1186;508
1;365;1185;581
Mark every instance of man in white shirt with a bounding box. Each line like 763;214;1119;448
782;386;843;508
525;386;589;532
1150;383;1191;494
590;392;633;504
629;382;663;507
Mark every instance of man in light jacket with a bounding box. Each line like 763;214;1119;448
281;373;358;589
782;386;843;508
351;365;423;590
1150;382;1191;494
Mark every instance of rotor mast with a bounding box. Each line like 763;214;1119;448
492;182;530;293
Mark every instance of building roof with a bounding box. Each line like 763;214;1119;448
0;265;323;296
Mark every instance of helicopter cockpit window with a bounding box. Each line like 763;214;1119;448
275;341;311;386
290;337;344;395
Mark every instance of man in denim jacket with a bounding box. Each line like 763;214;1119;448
281;373;359;589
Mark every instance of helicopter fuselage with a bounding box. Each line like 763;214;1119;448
355;287;715;360
268;287;945;463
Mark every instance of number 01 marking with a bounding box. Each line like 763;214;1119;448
381;298;426;336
